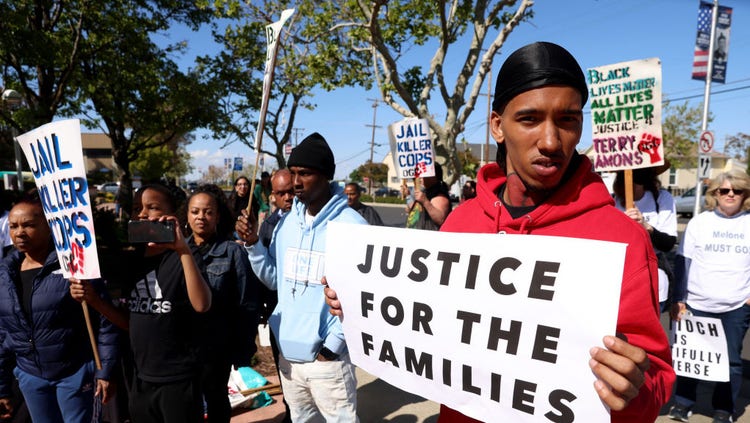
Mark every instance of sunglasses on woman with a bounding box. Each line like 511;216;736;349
717;188;744;196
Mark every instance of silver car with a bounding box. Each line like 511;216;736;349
674;185;707;217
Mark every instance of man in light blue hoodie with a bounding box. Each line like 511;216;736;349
236;132;366;422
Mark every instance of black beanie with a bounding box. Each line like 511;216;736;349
287;132;336;180
492;42;588;112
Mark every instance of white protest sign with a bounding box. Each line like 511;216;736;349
588;58;663;172
388;117;435;179
326;223;626;423
253;8;295;152
16;119;101;279
670;315;729;382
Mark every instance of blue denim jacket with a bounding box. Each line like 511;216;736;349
192;237;260;366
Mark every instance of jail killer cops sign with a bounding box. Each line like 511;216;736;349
388;117;435;179
588;58;664;172
670;315;729;382
325;223;626;423
17;119;101;279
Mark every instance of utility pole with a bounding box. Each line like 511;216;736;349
365;98;382;195
292;127;305;146
477;53;493;166
485;61;492;167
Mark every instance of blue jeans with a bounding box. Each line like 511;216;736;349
674;304;750;414
14;361;96;423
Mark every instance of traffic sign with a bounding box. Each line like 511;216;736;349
699;155;711;179
699;130;714;154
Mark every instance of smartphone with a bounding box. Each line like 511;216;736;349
128;220;176;243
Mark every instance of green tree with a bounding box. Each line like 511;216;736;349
0;0;91;171
298;0;534;184
70;2;217;214
662;101;711;169
198;2;372;169
458;140;481;179
203;164;230;185
723;132;750;161
349;162;388;186
0;0;218;214
130;138;194;183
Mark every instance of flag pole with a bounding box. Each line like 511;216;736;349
693;0;719;217
246;9;296;215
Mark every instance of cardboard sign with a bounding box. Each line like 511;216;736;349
588;58;663;172
670;315;729;382
16;119;101;279
326;223;626;422
389;118;435;179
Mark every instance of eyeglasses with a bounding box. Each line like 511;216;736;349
718;188;744;196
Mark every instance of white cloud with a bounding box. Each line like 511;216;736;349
189;149;210;159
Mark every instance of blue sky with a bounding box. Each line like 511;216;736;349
178;0;749;181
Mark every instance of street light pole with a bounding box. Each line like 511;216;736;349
13;128;22;191
2;89;24;191
365;98;382;195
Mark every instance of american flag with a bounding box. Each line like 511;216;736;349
691;2;712;79
696;2;712;32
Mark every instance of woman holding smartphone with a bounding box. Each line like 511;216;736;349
71;183;212;423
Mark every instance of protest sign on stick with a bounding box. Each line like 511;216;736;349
16;118;103;368
389;117;434;214
388;117;435;180
16;119;100;279
246;8;295;214
588;58;663;208
326;223;626;422
670;315;729;382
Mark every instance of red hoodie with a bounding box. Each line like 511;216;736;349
438;156;675;423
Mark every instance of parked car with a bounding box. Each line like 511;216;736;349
373;187;400;197
675;185;708;217
97;182;120;194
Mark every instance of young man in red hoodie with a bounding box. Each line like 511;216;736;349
326;41;675;422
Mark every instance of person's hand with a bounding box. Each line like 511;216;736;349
624;207;651;232
235;209;259;246
0;397;12;419
143;216;186;255
69;278;98;304
413;189;427;206
589;335;649;411
322;277;343;320
156;215;189;253
670;302;687;321
96;379;114;404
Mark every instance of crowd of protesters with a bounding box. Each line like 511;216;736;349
0;41;748;423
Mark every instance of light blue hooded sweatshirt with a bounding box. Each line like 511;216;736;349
248;182;367;362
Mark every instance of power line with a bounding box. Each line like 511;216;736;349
665;83;750;103
337;147;372;164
